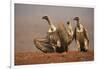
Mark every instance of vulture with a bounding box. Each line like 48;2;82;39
73;17;89;52
34;16;61;53
56;21;73;52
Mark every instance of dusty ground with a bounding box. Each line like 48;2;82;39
15;51;94;65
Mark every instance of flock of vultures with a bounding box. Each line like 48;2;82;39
34;16;89;53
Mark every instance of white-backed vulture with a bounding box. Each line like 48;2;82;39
56;21;73;52
34;16;61;53
73;17;89;52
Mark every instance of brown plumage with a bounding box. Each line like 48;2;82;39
34;16;74;53
57;21;73;52
34;16;61;53
73;17;89;52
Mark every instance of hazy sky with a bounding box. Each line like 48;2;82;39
15;4;94;52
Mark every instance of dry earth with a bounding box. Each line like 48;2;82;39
15;51;94;65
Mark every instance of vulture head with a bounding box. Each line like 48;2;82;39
42;16;51;25
42;16;48;20
73;17;81;28
73;17;80;22
42;16;56;33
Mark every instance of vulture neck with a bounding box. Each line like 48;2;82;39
76;20;81;29
45;17;52;26
45;17;56;33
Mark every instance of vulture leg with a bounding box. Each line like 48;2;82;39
76;40;80;51
79;40;88;52
84;39;88;51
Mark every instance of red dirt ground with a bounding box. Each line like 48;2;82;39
15;51;94;65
